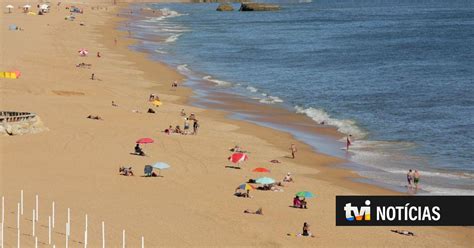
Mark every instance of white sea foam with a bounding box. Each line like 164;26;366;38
259;96;284;104
246;86;258;93
165;34;181;43
295;106;366;138
177;64;190;72
154;49;167;54
203;76;232;86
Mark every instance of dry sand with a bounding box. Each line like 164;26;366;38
0;1;473;247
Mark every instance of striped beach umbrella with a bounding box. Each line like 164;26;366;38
295;191;315;198
237;183;255;191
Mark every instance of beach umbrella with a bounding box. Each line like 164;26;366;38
295;191;315;198
23;4;31;8
151;162;170;170
6;5;13;13
229;153;248;164
256;177;275;185
151;162;170;176
136;138;154;144
40;4;49;9
152;100;162;107
237;183;255;191
252;167;270;173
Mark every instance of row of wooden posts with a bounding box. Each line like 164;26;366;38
0;190;145;248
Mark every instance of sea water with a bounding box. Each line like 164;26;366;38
124;0;474;194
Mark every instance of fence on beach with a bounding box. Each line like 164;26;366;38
0;190;145;248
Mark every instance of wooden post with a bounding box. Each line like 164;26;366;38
20;190;23;215
52;201;55;229
102;221;105;248
84;214;88;248
67;208;70;237
65;223;69;248
141;236;144;248
35;195;38;222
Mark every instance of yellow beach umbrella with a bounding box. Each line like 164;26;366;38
152;100;162;107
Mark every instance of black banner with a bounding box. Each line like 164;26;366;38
336;196;474;226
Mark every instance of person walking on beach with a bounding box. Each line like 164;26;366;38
91;73;95;80
414;170;420;189
407;169;414;188
290;144;297;159
193;119;200;135
346;134;352;151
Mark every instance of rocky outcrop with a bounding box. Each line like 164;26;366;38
216;3;234;11
0;111;48;136
239;3;280;11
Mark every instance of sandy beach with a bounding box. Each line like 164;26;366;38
1;1;473;247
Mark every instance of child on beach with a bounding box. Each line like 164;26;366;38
290;144;297;159
244;208;263;215
283;172;293;183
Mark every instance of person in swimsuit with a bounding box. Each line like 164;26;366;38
414;170;420;189
407;169;413;188
298;222;314;237
290;144;297;159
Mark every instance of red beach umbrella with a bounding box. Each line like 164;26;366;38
136;138;154;144
252;167;270;173
229;153;248;164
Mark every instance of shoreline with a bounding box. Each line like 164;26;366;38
1;1;472;247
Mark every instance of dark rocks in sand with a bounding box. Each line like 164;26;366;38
217;3;234;11
239;3;280;11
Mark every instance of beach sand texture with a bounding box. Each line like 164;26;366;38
0;1;473;247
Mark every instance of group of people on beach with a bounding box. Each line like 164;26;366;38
163;111;200;135
407;169;421;189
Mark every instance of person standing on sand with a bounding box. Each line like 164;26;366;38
346;134;352;151
91;73;95;80
414;170;420;189
290;144;297;159
114;38;117;46
193;119;200;135
407;169;413;188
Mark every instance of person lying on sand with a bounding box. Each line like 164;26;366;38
270;159;281;164
112;101;118;107
87;115;102;120
119;166;134;176
180;109;186;116
244;208;263;215
391;230;415;236
163;125;174;135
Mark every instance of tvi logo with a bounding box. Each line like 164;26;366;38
344;200;371;221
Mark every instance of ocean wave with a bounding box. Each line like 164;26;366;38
246;86;258;93
259;95;284;104
154;49;167;54
177;64;190;72
165;34;181;43
203;76;232;86
295;106;366;138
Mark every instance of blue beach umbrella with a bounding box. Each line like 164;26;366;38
255;177;276;185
